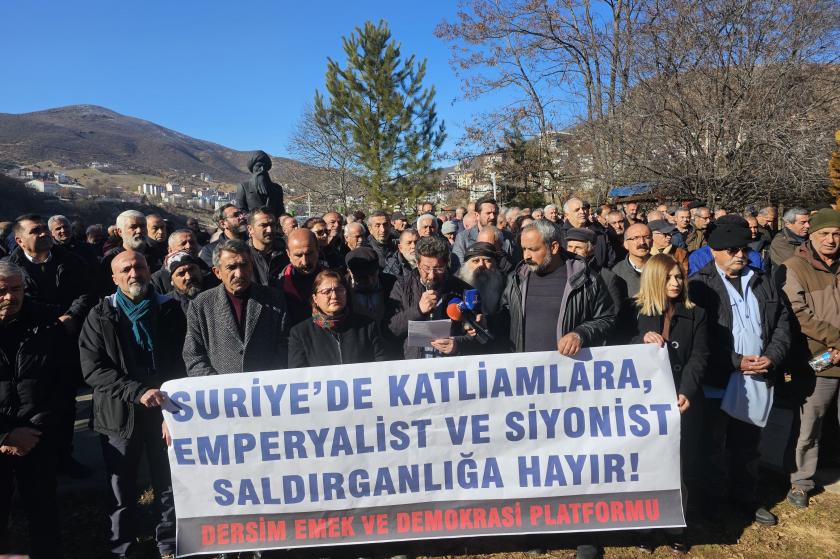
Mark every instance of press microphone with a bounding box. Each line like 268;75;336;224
447;298;494;344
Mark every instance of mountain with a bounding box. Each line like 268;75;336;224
0;104;310;184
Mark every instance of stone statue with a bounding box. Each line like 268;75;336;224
235;150;285;216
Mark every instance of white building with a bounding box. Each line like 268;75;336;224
25;180;59;194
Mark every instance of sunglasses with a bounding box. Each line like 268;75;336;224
724;247;749;256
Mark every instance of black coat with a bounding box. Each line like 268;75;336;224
631;303;708;403
235;180;285;216
688;261;791;388
288;314;388;368
79;292;187;439
0;301;67;443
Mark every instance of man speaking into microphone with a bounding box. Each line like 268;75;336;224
387;235;482;359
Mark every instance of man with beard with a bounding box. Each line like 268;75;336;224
144;214;169;271
235;150;285;216
185;217;210;246
622;201;640;226
79;251;185;559
279;228;324;326
163;252;205;313
198;204;248;267
151;229;218;294
456;241;505;318
247;207;289;287
366;211;395;268
100;210;165;296
0;261;67;558
48;214;98;267
384;229;419;279
8;214;95;477
543;204;560;224
561;198;615;268
184;240;288;385
476;226;515;275
452;196;514;265
387;235;478;359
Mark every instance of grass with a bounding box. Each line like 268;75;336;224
5;470;839;558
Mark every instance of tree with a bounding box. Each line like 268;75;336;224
830;130;840;206
314;20;446;209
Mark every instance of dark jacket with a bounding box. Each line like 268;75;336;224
560;221;616;269
249;242;289;288
288;314;388;368
770;227;807;267
688;261;791;388
235;180;285;216
368;237;396;269
79;292;187;439
631;303;708;402
0;301;67;444
99;246;164;297
499;256;616;352
386;269;477;359
383;251;414;279
7;245;94;322
183;283;289;376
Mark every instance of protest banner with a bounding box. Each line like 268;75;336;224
162;344;684;556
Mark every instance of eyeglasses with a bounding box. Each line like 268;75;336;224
419;265;447;274
316;286;346;296
653;231;672;238
724;247;749;256
626;235;652;243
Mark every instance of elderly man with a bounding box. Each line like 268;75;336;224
185;217;210;246
499;220;615;356
770;207;810;266
649;219;689;272
689;221;790;527
756;206;778;242
198;204;248;267
452;196;514;265
235;150;285;215
456;241;506;318
687;215;766;276
543;204;560;224
565;228;623;338
343;221;367;253
280;215;299;238
150;229;217;294
247;207;289;287
367;210;396;268
145;214;169;269
0;261;66;558
48;214;98;267
415;213;439;238
390;211;408;234
780;209;840;508
476;226;515;274
441;220;458;245
278;229;324;326
163;251;206;313
387;235;477;359
561;197;615;268
100;210;163;295
606;210;628;263
671;207;693;250
80;251;185;558
684;206;712;251
184;239;288;378
384;229;419;279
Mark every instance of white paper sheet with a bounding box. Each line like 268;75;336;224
406;319;452;347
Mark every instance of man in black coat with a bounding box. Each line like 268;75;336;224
366;210;396;268
0;261;66;558
246;207;289;288
235;150;285;216
688;221;791;526
79;251;186;558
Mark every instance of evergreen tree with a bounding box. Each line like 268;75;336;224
314;20;445;209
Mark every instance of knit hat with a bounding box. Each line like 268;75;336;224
708;223;752;250
464;242;498;262
808;208;840;232
166;251;202;274
441;221;458;235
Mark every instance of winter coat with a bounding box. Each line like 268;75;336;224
183;283;289;376
631;302;709;403
79;292;186;439
560;221;616;269
780;243;840;378
688;261;791;388
288;314;388;368
498;257;616;352
770;227;806;267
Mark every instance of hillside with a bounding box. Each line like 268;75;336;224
0;104;317;186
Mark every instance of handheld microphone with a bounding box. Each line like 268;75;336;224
447;298;494;344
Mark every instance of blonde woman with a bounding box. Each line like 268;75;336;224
632;253;708;554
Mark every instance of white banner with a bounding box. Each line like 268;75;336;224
162;344;683;556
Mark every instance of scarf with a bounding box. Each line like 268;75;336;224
312;308;348;334
115;289;156;362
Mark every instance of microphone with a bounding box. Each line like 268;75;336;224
447;298;494;344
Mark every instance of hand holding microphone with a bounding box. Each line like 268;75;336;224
447;297;493;344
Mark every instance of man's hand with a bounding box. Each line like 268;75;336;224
557;332;582;357
430;337;456;355
140;389;168;408
58;314;78;335
830;348;840;365
162;420;172;446
418;290;439;314
0;427;42;456
740;355;770;375
677;394;690;414
463;313;485;338
643;332;666;347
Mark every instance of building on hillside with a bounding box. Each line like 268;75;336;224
25;180;59;194
139;183;165;197
165;182;182;193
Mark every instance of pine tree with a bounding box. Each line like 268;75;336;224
314;20;445;209
829;130;840;206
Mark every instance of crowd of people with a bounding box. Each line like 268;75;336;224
0;194;839;559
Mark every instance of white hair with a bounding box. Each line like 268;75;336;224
416;213;436;228
544;204;557;213
344;222;366;236
0;261;23;280
562;198;582;214
48;215;70;229
116;210;145;231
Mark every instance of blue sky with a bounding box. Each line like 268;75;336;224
0;0;517;162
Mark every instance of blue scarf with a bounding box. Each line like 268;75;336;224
115;289;156;364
